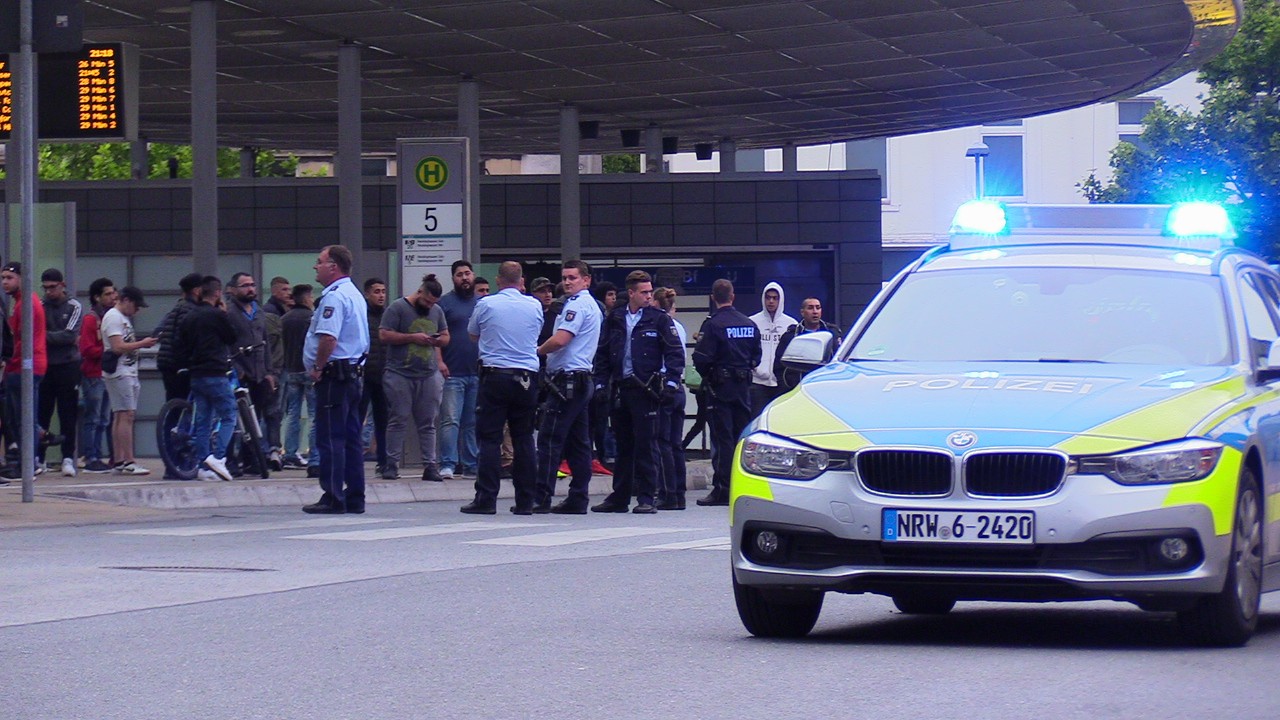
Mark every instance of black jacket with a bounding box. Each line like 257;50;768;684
693;305;762;381
226;299;269;382
155;297;200;372
176;303;237;377
773;320;841;391
599;305;684;386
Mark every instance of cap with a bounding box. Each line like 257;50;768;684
530;276;552;292
119;286;148;308
2;262;21;275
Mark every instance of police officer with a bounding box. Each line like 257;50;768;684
692;278;761;506
533;260;602;514
592;270;684;514
301;245;370;515
461;261;543;515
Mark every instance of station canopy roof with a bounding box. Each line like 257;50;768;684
80;0;1241;156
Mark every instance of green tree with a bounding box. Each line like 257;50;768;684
602;153;640;173
13;142;297;180
1079;0;1280;256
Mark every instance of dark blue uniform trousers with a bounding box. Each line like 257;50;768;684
707;378;752;494
315;374;364;510
535;376;594;508
656;386;687;501
606;383;661;506
474;371;538;508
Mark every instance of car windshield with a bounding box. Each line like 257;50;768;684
847;265;1232;365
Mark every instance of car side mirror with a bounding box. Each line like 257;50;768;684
1259;340;1280;383
782;331;834;369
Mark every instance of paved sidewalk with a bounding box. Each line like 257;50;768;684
0;461;711;529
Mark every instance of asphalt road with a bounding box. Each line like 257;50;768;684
5;501;1280;720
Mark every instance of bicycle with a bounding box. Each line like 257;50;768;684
156;345;270;481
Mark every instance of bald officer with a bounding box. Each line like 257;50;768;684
461;261;544;515
302;245;370;515
534;259;603;514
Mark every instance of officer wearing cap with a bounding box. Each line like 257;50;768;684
592;270;685;514
461;261;544;515
692;278;761;506
301;244;370;515
533;260;602;514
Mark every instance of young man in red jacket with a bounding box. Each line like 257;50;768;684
0;262;51;479
78;278;117;474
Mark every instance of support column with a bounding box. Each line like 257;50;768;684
719;138;737;173
190;0;218;277
559;105;580;262
15;0;36;501
338;42;364;278
239;147;256;178
130;139;149;180
644;124;663;173
782;141;798;174
457;78;480;261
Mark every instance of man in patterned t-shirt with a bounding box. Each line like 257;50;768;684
378;273;450;482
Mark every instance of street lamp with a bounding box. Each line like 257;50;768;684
966;142;990;199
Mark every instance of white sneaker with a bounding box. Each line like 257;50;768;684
116;462;151;476
197;469;220;482
61;458;77;477
439;467;454;479
34;463;46;476
203;454;233;482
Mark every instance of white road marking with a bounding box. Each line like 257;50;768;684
110;517;393;536
643;537;731;551
465;527;694;547
285;521;558;541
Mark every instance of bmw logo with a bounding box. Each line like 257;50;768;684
947;431;977;449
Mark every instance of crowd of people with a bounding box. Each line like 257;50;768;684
0;246;843;516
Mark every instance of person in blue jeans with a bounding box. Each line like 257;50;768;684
175;276;238;482
436;260;481;478
280;284;318;469
78;278;116;473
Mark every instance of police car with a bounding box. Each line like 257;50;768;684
731;200;1278;646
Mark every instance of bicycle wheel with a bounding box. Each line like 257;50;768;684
237;396;270;479
157;398;200;480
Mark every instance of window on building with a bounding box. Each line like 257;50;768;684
845;137;887;198
984;118;1023;127
981;135;1023;197
361;158;389;176
1119;133;1151;153
1118;100;1157;125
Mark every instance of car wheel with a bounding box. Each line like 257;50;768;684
892;594;956;615
1178;465;1263;647
733;574;823;638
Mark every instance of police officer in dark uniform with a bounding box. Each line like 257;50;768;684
592;270;685;514
692;278;761;506
301;245;370;515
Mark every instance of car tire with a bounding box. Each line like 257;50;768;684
892;594;956;615
733;574;823;638
1178;465;1262;647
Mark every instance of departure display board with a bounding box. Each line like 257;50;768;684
0;42;137;141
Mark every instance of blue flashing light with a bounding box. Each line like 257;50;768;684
950;200;1008;235
1165;202;1236;241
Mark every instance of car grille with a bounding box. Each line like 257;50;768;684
965;452;1066;497
856;449;952;496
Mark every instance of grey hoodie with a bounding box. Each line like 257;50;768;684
747;281;796;387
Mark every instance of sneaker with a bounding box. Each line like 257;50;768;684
0;464;17;480
557;460;570;479
116;462;151;476
380;463;399;480
590;459;613;476
439;466;455;479
77;456;87;469
422;466;443;483
281;454;306;469
203;454;233;482
34;464;46;476
84;459;112;474
61;458;77;477
268;448;284;472
196;469;220;482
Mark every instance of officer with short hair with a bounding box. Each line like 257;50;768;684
461;261;544;515
592;270;685;514
693;278;761;506
533;259;602;514
301;244;370;515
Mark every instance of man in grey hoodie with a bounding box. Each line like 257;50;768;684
747;281;796;416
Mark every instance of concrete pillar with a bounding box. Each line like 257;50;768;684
644;124;663;173
239;147;255;178
130;139;149;180
560;105;581;262
338;42;363;278
457;78;481;262
719;138;737;173
782;141;798;174
190;0;218;277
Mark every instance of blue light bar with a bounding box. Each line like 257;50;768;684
1165;202;1236;241
949;200;1008;235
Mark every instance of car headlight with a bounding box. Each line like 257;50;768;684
741;433;830;480
1074;439;1223;486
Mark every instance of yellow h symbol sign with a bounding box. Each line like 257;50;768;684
416;156;448;191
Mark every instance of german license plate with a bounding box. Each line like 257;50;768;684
882;509;1034;544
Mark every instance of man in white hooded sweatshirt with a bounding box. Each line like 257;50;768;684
748;281;796;415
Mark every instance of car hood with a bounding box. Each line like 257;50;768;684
758;361;1246;454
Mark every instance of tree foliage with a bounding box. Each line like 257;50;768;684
1;143;297;181
1079;0;1280;256
602;153;641;173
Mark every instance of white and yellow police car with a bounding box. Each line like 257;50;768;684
732;200;1277;646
